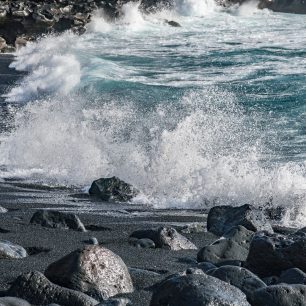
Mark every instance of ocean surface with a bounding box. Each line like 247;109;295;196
1;0;306;224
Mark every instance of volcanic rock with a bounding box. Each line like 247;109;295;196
150;273;250;306
207;204;273;236
0;297;31;306
277;268;306;285
0;240;27;259
197;225;253;263
45;245;133;300
7;271;98;306
207;265;266;299
130;226;197;250
251;284;306;306
30;210;86;232
89;177;139;202
246;230;306;277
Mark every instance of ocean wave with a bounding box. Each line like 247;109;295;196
1;1;306;226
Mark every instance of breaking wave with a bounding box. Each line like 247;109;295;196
1;0;306;225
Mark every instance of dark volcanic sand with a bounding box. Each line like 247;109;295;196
0;180;216;305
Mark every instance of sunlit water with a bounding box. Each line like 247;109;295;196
1;0;306;224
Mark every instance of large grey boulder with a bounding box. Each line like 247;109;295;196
251;284;306;306
207;204;273;236
89;177;139;202
207;265;266;300
0;240;27;259
0;297;31;306
130;227;197;250
150;273;250;306
45;245;133;300
30;210;86;232
7;271;98;306
197;225;253;263
246;231;306;277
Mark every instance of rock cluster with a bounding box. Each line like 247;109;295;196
4;199;306;306
197;225;254;264
130;226;197;250
0;0;113;51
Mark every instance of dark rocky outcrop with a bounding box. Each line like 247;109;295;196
150;273;251;306
197;225;253;264
45;245;134;300
130;226;197;250
0;240;27;259
207;265;266;300
30;210;86;232
0;0;116;50
207;204;273;236
7;271;99;306
251;284;306;306
89;177;139;202
246;230;306;277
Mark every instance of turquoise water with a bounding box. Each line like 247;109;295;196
1;1;306;220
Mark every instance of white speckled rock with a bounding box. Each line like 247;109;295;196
0;240;27;259
0;205;7;213
45;245;134;300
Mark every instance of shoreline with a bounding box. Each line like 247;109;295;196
0;179;214;306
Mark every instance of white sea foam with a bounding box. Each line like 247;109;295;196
1;0;306;226
4;34;81;103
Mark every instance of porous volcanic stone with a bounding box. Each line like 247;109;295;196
45;245;133;300
89;177;139;202
251;284;306;306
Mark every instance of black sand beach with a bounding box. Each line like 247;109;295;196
0;180;215;305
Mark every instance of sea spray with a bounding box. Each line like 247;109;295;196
1;1;306;226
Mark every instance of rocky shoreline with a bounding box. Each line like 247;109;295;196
0;176;306;305
1;0;306;53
